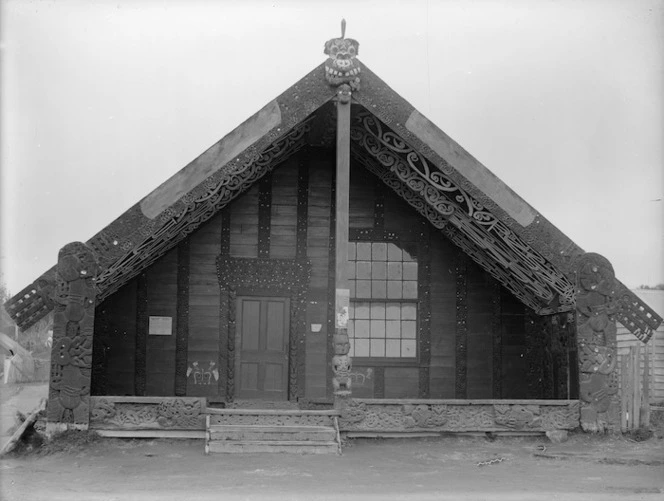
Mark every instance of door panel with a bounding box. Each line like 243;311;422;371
237;296;290;400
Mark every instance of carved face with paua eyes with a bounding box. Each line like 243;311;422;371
324;37;361;90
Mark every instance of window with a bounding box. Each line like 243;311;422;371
347;242;418;358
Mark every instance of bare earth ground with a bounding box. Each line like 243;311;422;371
1;383;663;501
1;432;663;501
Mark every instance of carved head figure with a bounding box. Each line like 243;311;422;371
577;253;615;296
57;242;100;282
333;333;350;355
332;354;352;376
324;20;361;90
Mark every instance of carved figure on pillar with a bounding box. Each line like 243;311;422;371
324;19;361;91
47;242;99;431
332;334;352;395
573;252;620;432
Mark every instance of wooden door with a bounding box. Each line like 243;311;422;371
237;296;290;400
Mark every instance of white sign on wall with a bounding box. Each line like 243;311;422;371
149;316;173;335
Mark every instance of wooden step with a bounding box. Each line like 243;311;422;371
208;424;336;442
206;440;339;454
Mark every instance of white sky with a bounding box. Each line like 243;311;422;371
1;0;663;295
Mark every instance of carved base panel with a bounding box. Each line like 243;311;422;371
89;397;206;431
339;399;580;433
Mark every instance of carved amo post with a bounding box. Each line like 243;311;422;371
47;242;99;433
573;253;620;433
324;21;361;405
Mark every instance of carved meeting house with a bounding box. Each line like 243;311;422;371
5;26;661;436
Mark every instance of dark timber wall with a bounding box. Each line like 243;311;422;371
92;146;573;401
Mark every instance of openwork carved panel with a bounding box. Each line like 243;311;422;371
351;110;575;315
89;397;206;430
216;257;311;402
338;399;579;432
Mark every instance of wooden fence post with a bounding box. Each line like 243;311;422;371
632;345;641;430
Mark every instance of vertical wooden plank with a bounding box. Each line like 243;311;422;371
135;272;148;396
373;182;385;233
374;366;385;398
296;152;309;260
258;174;273;258
454;249;468;399
492;280;502;398
174;238;190;396
632;344;641;429
335;99;351;300
642;341;650;427
418;220;431;398
326;175;337;399
218;210;231;399
620;353;629;432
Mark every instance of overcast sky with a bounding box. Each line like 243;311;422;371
1;0;663;296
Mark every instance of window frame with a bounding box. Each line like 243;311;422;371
347;232;422;365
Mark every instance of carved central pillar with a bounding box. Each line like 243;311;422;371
573;252;620;432
46;242;99;433
324;21;361;405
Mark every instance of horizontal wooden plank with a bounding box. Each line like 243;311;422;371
229;244;258;257
269;225;297;236
95;430;205;439
354;398;580;406
206;408;340;416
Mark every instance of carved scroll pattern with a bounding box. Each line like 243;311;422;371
89;397;206;430
351;111;575;314
216;257;311;402
574;253;621;432
47;242;98;427
338;400;579;432
356;149;548;314
209;413;334;427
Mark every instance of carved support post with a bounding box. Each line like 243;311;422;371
573;253;620;433
332;83;352;406
324;22;361;408
47;242;99;433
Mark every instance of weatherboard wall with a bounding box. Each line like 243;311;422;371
91;146;563;401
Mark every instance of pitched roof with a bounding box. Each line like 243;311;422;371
4;58;662;343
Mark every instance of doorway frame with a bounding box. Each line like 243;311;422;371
235;295;291;400
216;256;311;403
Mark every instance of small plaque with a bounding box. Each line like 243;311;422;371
149;316;172;335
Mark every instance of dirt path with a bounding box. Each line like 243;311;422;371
0;383;48;441
1;433;662;500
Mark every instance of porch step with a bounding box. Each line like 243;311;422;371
207;440;338;454
209;425;337;442
205;408;341;454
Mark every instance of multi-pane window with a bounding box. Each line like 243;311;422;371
347;242;418;358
